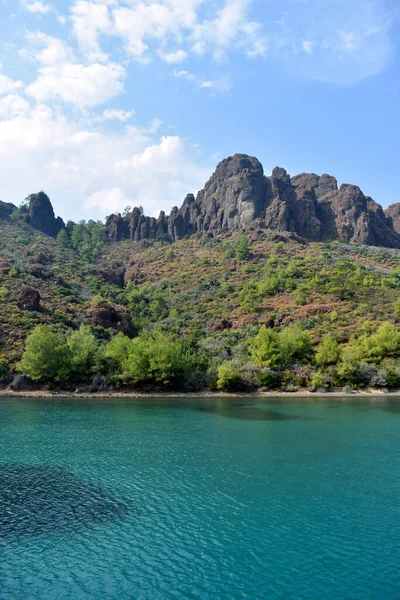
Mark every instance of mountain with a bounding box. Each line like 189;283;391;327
1;154;400;392
105;154;400;248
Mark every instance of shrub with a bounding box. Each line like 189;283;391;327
310;371;328;391
216;363;242;390
259;369;278;389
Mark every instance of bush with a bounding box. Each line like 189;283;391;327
310;371;328;391
259;369;278;389
216;363;242;390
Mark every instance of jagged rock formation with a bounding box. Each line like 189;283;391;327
24;192;65;237
385;203;400;234
105;154;400;248
0;200;15;219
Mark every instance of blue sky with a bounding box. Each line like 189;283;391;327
0;0;399;221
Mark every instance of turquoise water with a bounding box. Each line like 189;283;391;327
0;397;399;600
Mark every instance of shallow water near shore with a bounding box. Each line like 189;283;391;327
0;396;399;599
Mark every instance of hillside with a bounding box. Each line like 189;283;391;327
1;154;400;392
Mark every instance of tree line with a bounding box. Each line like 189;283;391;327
16;321;400;392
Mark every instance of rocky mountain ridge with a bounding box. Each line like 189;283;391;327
106;154;400;248
1;154;400;248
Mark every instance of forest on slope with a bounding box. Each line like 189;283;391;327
1;207;400;393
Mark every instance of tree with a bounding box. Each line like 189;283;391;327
56;229;71;250
236;235;251;260
250;324;312;370
249;326;281;369
18;325;71;383
278;324;313;367
67;325;99;381
315;334;341;367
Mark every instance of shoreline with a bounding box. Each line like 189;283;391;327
1;389;400;400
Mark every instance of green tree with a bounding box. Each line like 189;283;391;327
67;325;99;381
315;334;341;367
56;228;71;249
249;326;281;369
278;324;313;367
236;235;251;260
18;325;71;383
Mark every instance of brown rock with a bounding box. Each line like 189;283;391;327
18;287;41;311
385;203;400;234
105;214;127;242
86;304;135;337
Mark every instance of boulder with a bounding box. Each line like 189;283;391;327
86;304;135;337
18;287;41;311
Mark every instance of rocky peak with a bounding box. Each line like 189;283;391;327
0;200;16;219
384;203;400;234
24;192;65;237
271;166;290;183
103;153;400;249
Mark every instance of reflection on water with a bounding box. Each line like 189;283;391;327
0;465;129;542
197;404;301;421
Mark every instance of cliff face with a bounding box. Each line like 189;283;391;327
106;153;400;248
24;192;65;237
385;203;400;234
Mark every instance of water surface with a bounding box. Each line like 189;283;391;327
0;396;399;599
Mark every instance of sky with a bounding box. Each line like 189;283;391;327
0;0;399;222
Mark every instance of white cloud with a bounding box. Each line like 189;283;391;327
0;66;23;95
98;108;135;121
158;49;188;64
69;0;266;64
21;32;72;65
0;99;209;220
301;40;313;55
26;61;126;108
70;0;112;61
23;1;51;14
0;94;30;119
173;69;232;95
274;0;394;83
85;186;132;212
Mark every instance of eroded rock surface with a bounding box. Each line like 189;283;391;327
24;192;65;237
104;154;400;248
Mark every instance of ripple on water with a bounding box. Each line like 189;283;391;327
0;464;129;542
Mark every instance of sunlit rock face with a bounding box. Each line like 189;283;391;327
103;154;400;248
0;464;128;541
385;203;400;234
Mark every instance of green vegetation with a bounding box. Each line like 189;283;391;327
57;220;106;260
1;217;400;392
